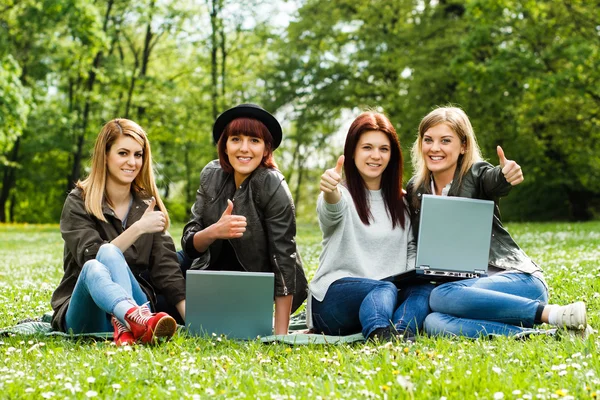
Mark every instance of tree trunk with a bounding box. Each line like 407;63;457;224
124;58;138;119
294;149;305;208
220;21;226;100
66;0;114;192
0;136;21;222
567;189;593;221
209;0;220;120
184;146;194;215
136;0;156;120
8;192;16;223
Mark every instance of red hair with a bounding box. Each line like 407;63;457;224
217;118;278;174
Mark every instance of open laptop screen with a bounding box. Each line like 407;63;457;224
416;195;494;275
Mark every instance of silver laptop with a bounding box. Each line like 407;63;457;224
386;194;494;285
185;270;274;339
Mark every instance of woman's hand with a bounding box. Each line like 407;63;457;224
320;155;344;204
134;197;166;234
211;199;247;239
497;146;523;186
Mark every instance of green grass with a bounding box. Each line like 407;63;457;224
0;221;599;399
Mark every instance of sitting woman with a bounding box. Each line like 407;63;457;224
51;119;186;345
181;104;308;335
407;106;588;338
308;111;434;342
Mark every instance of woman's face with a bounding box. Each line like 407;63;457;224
225;134;266;186
421;123;464;179
106;135;143;187
353;130;391;190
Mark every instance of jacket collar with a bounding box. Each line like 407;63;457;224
101;190;151;224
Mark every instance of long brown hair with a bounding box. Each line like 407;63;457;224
77;118;170;227
217;117;278;174
344;112;406;228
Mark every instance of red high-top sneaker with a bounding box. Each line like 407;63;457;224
111;316;135;346
124;305;177;344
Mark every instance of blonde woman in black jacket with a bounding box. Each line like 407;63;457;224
406;106;589;338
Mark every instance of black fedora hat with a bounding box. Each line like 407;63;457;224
212;103;282;149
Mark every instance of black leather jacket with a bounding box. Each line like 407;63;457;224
182;160;308;312
406;161;542;275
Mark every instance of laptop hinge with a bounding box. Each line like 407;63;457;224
474;269;486;275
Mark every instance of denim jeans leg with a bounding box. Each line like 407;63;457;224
177;250;193;276
311;277;397;338
429;273;547;325
358;281;399;338
96;244;148;306
65;244;148;333
65;260;132;333
425;272;549;338
392;283;435;334
424;312;543;338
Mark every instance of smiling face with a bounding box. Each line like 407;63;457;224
225;134;267;186
353;130;391;190
105;135;143;188
421;123;465;184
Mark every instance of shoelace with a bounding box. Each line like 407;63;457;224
140;302;152;317
113;317;129;335
127;306;151;325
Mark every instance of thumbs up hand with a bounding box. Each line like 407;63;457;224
136;197;167;233
497;146;524;186
212;199;247;239
320;155;344;204
320;155;344;193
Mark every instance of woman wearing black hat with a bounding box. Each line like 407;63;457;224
181;104;308;335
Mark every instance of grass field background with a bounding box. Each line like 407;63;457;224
0;221;598;399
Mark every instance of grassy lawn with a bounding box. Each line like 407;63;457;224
0;221;598;399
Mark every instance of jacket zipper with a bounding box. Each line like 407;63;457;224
272;255;289;296
228;239;248;272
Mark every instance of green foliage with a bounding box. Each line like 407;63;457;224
0;56;31;163
0;222;599;397
1;0;600;222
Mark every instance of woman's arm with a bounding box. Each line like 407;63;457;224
260;172;306;328
191;199;247;252
60;192;111;267
320;155;344;204
477;147;524;198
111;197;166;253
274;295;293;335
182;165;246;258
175;299;186;321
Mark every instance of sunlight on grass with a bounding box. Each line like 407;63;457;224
0;222;599;399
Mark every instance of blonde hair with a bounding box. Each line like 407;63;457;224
411;106;483;189
76;118;170;228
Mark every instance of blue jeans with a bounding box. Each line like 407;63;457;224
424;272;548;338
65;244;148;333
311;277;434;338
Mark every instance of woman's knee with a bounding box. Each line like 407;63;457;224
97;243;124;262
80;260;108;282
375;281;399;300
423;312;446;334
428;283;460;310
